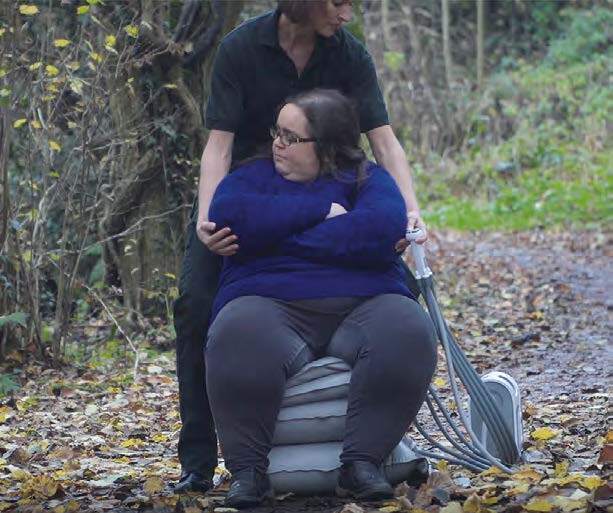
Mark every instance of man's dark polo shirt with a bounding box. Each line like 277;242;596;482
205;9;389;166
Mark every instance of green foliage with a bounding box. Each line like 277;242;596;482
546;7;612;66
0;373;21;397
384;51;405;72
419;8;612;232
0;312;28;328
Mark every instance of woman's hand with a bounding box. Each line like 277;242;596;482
395;211;427;253
326;202;347;219
197;218;239;256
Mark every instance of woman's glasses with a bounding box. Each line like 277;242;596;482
270;126;316;147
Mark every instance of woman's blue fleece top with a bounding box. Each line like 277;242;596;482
208;158;414;320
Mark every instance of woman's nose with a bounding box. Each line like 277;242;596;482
339;5;352;23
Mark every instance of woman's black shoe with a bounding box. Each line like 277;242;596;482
174;471;212;494
335;461;394;500
225;469;275;509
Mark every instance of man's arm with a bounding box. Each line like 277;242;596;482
366;125;427;244
196;130;237;255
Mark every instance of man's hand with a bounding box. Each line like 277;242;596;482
326;202;347;219
197;219;239;256
395;210;428;253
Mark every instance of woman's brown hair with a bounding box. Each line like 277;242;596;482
284;88;369;182
277;0;325;24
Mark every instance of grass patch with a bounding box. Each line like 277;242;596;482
418;7;612;231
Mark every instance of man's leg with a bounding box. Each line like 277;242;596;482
173;218;222;492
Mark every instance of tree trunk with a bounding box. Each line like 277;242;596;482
477;0;485;89
101;0;244;319
442;0;453;88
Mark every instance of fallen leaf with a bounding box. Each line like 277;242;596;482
524;499;553;512
339;504;365;513
440;503;463;513
530;427;558;441
463;493;482;513
598;444;613;464
144;476;164;495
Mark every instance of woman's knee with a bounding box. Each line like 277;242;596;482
364;295;438;382
205;296;307;388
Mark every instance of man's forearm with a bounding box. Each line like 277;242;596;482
367;125;420;214
197;139;232;223
374;140;420;214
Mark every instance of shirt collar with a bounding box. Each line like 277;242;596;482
258;9;342;49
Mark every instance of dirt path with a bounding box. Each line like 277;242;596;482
0;230;609;513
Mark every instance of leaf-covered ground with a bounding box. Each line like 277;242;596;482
0;230;610;513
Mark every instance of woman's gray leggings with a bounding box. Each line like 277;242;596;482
205;294;438;475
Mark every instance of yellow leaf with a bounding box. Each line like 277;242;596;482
19;5;39;15
524;499;553;512
378;507;399;513
29;61;42;71
13;118;27;128
30;120;42;129
581;475;602;491
552;473;583;486
49;140;61;151
45;64;60;76
0;28;5;37
0;502;12;511
124;24;139;38
513;467;543;482
105;35;116;47
11;468;31;481
530;427;558;441
554;461;569;478
551;496;587;513
0;406;14;424
121;438;144;448
463;494;481;513
606;430;613;443
144;476;164;495
437;459;448;472
90;52;102;63
53;39;71;48
440;504;463;513
163;83;177;89
479;466;504;477
152;433;168;443
77;5;90;15
433;377;446;387
0;68;6;78
168;286;179;300
64;500;80;513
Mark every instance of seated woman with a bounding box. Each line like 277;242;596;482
205;89;437;509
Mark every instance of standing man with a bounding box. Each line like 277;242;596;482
173;0;427;495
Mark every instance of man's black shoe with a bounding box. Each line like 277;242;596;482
406;458;431;487
336;461;394;501
174;471;212;494
225;468;274;509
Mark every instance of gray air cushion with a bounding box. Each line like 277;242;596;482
268;436;426;495
267;357;428;495
281;372;351;408
286;357;352;388
273;399;347;445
